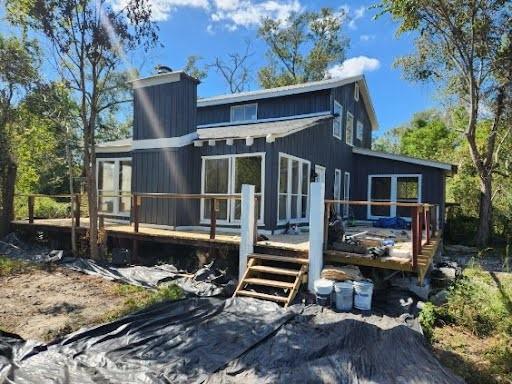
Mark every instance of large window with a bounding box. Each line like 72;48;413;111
367;174;421;219
230;103;257;122
278;154;310;223
356;120;363;141
333;101;342;139
97;158;132;216
346;112;354;146
201;154;264;224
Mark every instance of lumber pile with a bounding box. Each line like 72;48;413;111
321;265;363;281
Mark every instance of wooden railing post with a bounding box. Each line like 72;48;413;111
28;195;35;223
74;194;81;227
133;194;140;233
417;206;423;256
425;206;431;244
323;202;332;251
209;197;216;240
411;206;418;270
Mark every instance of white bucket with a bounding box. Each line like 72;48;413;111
353;280;374;311
314;279;334;307
334;281;353;311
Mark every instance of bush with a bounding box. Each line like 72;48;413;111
15;196;71;219
419;302;437;341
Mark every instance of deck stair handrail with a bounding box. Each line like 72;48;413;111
323;199;439;270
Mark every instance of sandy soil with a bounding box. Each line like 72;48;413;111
0;267;125;341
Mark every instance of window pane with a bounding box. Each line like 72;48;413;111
371;177;391;200
301;196;308;218
279;195;287;220
291;160;299;194
397;177;419;200
279;157;288;193
231;106;245;122
98;161;115;191
291;196;298;218
356;121;363;140
205;158;229;193
204;199;228;220
301;163;309;195
99;195;115;213
235;156;261;193
371;205;390;217
346;113;354;144
333;102;342;138
119;161;131;192
245;104;257;120
119;196;131;214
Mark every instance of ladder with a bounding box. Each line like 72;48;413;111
234;253;309;307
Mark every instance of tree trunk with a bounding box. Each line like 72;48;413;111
0;155;17;237
84;144;99;260
476;175;492;246
65;124;77;256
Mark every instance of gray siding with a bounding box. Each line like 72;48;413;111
197;90;331;126
134;74;197;140
351;153;446;223
132;147;201;226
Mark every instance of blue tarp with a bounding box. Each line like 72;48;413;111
373;216;410;229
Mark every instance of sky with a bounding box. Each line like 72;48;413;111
1;0;440;137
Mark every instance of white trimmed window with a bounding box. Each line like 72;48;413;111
346;112;354;146
230;103;257;122
278;153;310;223
367;174;421;219
354;83;360;101
201;153;264;224
333;101;342;139
97;158;132;216
356;120;364;141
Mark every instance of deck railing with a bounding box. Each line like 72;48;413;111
323;200;439;269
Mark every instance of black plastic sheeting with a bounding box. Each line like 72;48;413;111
0;297;463;384
0;233;232;297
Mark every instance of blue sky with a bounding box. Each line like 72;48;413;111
125;0;439;136
1;0;439;136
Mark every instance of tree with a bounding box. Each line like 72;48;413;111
8;0;159;258
258;8;349;88
379;0;512;245
209;40;253;93
184;55;208;82
0;34;39;237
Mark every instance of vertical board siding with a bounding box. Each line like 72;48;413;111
197;90;331;126
134;74;197;140
351;153;446;223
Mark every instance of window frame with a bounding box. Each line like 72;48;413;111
277;153;311;225
367;174;422;220
200;153;265;225
230;103;258;123
356;120;364;141
96;157;132;217
333;100;343;140
345;111;354;146
354;82;360;101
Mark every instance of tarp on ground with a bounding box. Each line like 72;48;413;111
0;297;463;384
0;233;230;297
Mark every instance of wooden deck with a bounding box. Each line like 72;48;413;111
10;218;440;282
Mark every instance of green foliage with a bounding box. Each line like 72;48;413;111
0;256;33;276
105;283;183;321
184;55;208;81
258;8;349;88
419;302;437;341
436;265;512;337
15;197;71;219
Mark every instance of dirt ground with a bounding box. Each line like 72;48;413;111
0;267;126;341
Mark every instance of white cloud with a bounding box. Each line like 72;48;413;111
111;0;209;21
360;34;375;42
327;56;380;78
213;0;241;10
340;4;367;29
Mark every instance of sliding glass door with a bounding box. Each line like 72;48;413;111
368;174;421;219
97;158;132;217
278;154;310;224
201;154;264;224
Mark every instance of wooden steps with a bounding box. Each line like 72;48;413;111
234;253;309;307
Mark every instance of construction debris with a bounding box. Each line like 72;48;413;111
321;265;363;281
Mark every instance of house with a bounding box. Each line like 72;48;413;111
96;70;455;233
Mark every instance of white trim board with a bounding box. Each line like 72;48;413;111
197;75;378;131
197;111;331;129
132;132;198;150
353;147;454;171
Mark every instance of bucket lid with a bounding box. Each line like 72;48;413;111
314;278;334;294
353;279;373;287
334;281;353;290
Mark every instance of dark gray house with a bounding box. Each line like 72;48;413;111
96;70;455;234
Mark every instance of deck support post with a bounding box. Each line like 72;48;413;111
74;195;81;227
308;182;325;292
425;207;431;244
239;184;255;281
210;198;217;240
411;206;418;270
28;195;35;224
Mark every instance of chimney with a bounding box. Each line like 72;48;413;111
131;69;199;141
